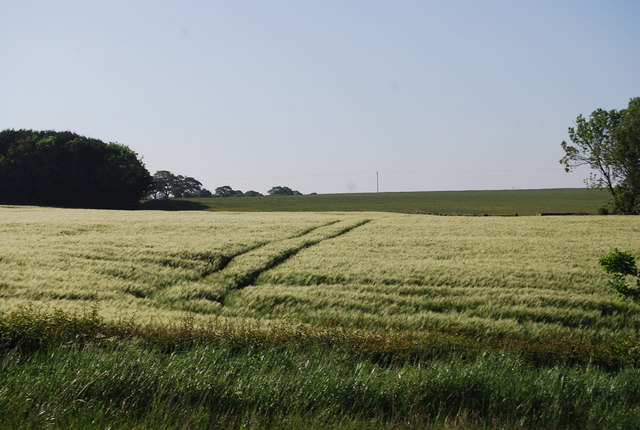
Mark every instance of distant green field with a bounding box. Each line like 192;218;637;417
139;188;610;215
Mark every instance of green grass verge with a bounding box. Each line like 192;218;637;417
2;307;639;369
1;308;640;429
139;188;610;215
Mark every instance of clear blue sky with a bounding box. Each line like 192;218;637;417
2;1;639;194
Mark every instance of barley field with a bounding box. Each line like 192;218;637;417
238;214;640;338
0;207;351;321
1;205;640;428
2;206;638;337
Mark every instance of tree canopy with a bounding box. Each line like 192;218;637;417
0;129;152;209
267;186;302;196
150;170;211;198
215;185;244;197
560;98;640;214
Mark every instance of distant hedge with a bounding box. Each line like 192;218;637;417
0;129;152;209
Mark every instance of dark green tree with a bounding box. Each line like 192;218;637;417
177;176;204;198
560;97;640;214
612;98;640;213
195;188;213;198
150;171;210;198
0;129;152;209
215;185;244;197
267;186;302;196
151;170;177;199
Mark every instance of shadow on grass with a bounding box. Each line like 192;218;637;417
139;199;210;211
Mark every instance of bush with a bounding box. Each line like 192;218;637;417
599;248;640;304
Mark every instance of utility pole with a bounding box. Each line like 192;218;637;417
376;171;379;193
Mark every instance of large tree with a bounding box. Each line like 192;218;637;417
560;98;640;214
612;98;640;213
151;170;177;199
267;186;302;196
150;170;211;198
0;129;152;209
214;185;244;197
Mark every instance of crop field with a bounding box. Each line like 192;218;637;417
139;187;611;215
2;206;638;337
1;206;640;428
231;215;640;339
0;207;367;322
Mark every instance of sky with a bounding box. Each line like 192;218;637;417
2;1;639;195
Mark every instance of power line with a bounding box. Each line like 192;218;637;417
381;168;559;175
202;171;375;182
202;167;560;183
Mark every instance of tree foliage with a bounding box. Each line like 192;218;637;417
215;185;244;197
561;98;640;214
149;170;211;198
599;248;640;304
267;186;302;196
0;129;152;209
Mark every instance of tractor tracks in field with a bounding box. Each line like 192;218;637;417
222;218;372;294
200;219;343;280
151;218;371;311
146;220;339;301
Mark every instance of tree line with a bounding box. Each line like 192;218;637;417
147;170;304;199
0;130;308;209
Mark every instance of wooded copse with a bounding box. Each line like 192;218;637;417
0;129;152;209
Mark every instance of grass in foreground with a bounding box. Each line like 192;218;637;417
1;308;640;430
